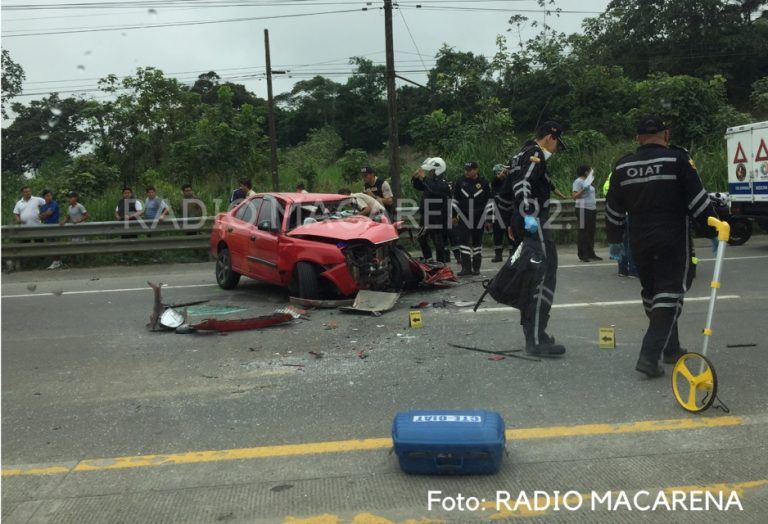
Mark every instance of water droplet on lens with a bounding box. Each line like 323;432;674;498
84;50;92;56
77;64;86;72
148;8;158;17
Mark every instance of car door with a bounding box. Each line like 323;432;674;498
228;198;261;276
249;195;282;283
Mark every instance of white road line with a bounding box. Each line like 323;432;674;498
1;283;218;299
480;254;768;272
468;295;741;313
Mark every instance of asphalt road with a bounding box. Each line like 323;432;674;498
2;238;768;523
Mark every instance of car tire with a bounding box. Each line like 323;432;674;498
216;247;241;289
727;218;752;246
295;261;320;299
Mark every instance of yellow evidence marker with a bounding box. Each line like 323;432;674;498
599;327;616;349
409;310;423;328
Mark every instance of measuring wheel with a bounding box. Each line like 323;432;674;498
672;353;718;413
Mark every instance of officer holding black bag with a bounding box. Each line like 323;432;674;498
605;115;716;378
494;122;569;357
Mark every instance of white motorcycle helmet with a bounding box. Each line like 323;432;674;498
421;157;446;176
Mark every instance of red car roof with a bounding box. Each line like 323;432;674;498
256;192;347;205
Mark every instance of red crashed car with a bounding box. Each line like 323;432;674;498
211;193;426;298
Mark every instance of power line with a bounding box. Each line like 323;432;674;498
2;7;370;37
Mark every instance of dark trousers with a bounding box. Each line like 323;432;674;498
521;235;558;345
456;222;484;271
492;221;512;252
634;231;694;362
576;207;597;260
418;228;448;262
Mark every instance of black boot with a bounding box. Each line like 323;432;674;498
457;253;473;276
472;254;482;275
492;248;503;263
525;340;567;357
524;322;565;357
636;357;664;378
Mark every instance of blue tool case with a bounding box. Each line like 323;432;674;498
392;410;506;475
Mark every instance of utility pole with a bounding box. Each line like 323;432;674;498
383;0;401;200
264;29;279;191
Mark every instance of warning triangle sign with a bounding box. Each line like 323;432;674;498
733;142;748;164
756;138;768;162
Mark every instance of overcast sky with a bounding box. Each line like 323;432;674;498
2;0;610;106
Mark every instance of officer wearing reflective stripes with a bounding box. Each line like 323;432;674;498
490;163;515;262
605;115;716;378
452;161;491;276
505;121;568;357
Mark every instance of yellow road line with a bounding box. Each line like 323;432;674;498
1;415;743;477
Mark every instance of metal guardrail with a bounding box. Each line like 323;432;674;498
1;217;213;259
1;201;605;259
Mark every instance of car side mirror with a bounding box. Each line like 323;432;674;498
257;220;274;232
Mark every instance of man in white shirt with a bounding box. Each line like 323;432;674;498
349;192;387;220
572;164;601;262
13;186;46;226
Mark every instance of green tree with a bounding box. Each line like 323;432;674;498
751;76;768;116
1;50;25;119
634;74;751;145
2;94;91;173
168;85;269;186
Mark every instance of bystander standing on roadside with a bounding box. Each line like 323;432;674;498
39;189;62;269
180;184;204;234
144;186;170;223
13;186;46;226
296;182;309;194
115;186;143;239
572;165;601;262
8;186;46;271
59;191;90;266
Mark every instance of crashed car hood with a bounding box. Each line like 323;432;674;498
287;216;399;244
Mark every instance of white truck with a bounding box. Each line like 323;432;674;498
725;121;768;244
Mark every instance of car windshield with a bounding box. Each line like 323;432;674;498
286;198;356;231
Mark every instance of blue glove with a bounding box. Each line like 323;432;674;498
524;215;538;234
608;243;624;261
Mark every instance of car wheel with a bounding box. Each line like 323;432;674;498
216;247;241;289
295;261;320;299
727;218;752;246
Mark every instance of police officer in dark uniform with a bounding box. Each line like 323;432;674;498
605;115;716;378
361;166;394;219
412;157;451;263
505;121;568;357
452;161;491;276
490;163;514;262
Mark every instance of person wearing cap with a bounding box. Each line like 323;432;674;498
503;121;568;357
361;166;394;218
605;115;717;378
412;157;451;263
452;161;491;276
490;163;514;262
